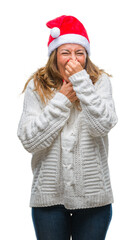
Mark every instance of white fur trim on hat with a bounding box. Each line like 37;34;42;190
48;34;90;56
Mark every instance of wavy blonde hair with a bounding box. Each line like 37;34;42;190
22;49;112;111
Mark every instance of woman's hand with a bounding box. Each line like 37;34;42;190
60;59;83;103
59;80;78;103
65;59;83;78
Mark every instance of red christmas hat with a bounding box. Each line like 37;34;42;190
46;15;90;56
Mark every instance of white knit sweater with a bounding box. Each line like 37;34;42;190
17;69;118;209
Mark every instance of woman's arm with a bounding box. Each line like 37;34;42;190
17;80;72;153
69;69;118;137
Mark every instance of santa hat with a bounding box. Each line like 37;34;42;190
46;15;90;56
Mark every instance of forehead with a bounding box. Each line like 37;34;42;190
58;43;85;51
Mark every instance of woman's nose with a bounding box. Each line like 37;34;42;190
70;53;77;61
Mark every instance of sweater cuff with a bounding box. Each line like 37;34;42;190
69;69;93;86
54;91;72;108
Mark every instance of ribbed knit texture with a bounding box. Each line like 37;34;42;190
17;69;118;209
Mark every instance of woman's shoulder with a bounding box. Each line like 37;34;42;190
26;78;35;91
24;78;44;106
98;72;111;82
95;73;112;90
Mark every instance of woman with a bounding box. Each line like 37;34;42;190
17;15;118;240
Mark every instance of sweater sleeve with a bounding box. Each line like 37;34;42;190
17;80;72;153
69;69;118;137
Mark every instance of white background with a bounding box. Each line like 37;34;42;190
0;0;135;239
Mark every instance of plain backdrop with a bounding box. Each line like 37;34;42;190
0;0;135;239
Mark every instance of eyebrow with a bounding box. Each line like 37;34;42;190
60;49;70;52
76;49;85;52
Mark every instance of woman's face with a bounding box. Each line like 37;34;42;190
57;43;87;82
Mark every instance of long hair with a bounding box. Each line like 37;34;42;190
22;49;112;111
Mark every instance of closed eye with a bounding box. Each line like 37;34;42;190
62;52;69;55
76;52;84;55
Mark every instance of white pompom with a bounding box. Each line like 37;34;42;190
50;27;60;38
